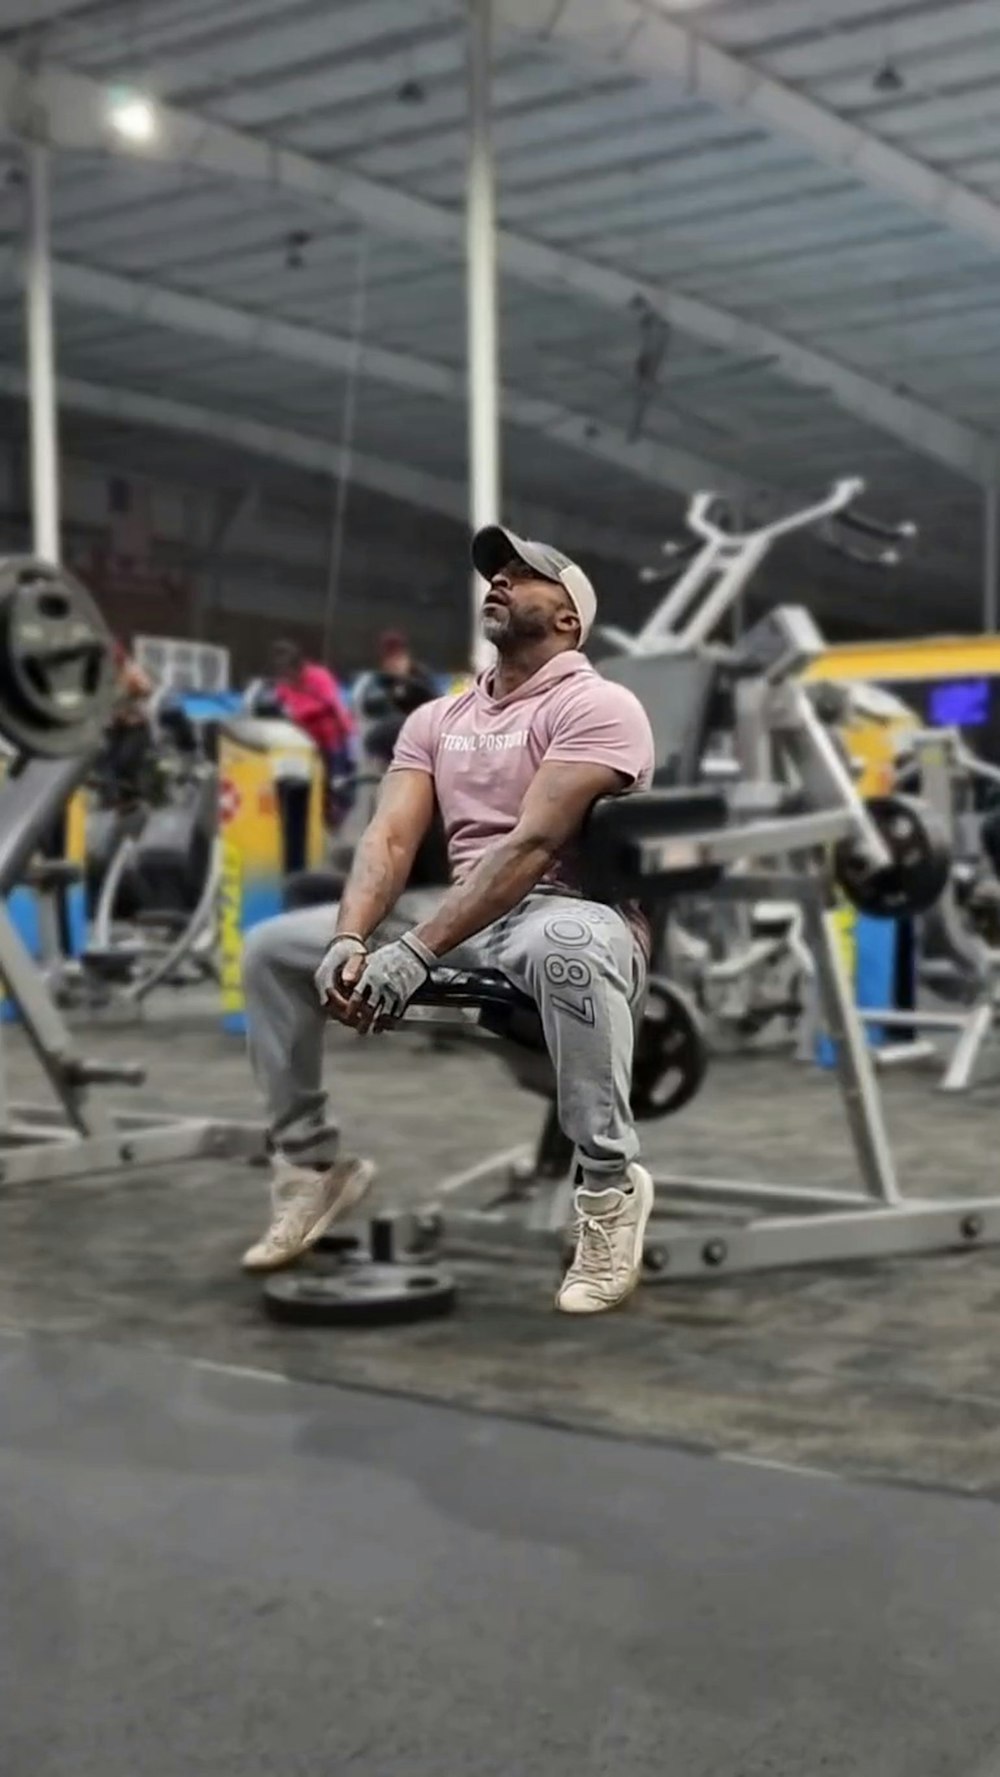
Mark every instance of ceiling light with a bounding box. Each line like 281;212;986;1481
108;88;158;144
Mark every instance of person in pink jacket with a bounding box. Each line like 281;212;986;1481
271;639;355;822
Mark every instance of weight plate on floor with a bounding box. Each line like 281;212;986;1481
631;979;708;1119
0;558;115;757
262;1261;458;1327
835;793;950;919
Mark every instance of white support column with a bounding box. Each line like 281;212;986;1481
465;0;500;674
983;485;999;634
24;141;60;563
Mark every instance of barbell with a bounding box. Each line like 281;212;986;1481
0;557;116;759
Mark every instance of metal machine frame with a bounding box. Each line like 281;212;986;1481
598;475;913;659
82;825;222;1010
412;876;1000;1280
395;482;1000;1282
0;756;261;1186
857;727;1000;1092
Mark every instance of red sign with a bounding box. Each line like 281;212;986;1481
219;778;242;826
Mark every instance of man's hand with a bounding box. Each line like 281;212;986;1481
344;933;436;1035
315;935;368;1021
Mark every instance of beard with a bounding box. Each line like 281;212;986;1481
481;601;550;648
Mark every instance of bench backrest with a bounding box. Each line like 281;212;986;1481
599;651;722;787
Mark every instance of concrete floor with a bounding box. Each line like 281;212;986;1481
3;1009;1000;1492
5;1006;1000;1773
2;1333;1000;1777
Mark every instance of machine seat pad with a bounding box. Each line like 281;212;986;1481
414;967;544;1050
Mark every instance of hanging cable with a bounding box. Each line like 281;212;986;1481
321;229;370;663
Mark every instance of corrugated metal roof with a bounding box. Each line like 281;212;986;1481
0;0;998;633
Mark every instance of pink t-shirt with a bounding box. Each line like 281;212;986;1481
389;651;654;901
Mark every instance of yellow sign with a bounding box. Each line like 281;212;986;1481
806;635;1000;684
216;717;324;1033
219;836;244;1019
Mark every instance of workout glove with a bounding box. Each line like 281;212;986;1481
351;932;436;1031
314;933;367;1006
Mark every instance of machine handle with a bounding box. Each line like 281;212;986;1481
836;506;917;545
822;501;917;567
637;536;701;585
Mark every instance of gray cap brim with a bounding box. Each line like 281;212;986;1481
472;525;562;585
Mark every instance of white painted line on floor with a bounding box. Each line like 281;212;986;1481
721;1451;838;1482
186;1355;293;1387
433;1143;533;1198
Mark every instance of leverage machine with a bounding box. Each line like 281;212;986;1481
0;557;262;1185
263;485;1000;1324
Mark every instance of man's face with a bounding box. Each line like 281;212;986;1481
481;557;578;648
382;647;411;678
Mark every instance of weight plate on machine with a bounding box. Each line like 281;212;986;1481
0;558;115;757
835;794;950;920
262;1260;458;1327
631;979;708;1119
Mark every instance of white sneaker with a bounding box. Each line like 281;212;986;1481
242;1154;376;1273
556;1163;654;1315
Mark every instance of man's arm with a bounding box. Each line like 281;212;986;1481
410;761;624;958
335;769;435;942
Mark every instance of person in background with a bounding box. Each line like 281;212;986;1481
353;630;438;768
271;638;356;824
98;641;156;805
372;630;438;717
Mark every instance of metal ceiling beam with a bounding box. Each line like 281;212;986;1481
20;252;755;500
0;363;650;565
0;54;994;482
496;0;1000;256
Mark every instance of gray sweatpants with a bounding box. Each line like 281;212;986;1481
243;890;646;1181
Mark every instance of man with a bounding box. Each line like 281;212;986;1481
243;531;656;1314
271;638;355;822
98;641;156;806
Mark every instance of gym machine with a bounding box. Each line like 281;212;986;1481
264;617;995;1317
856;727;1000;1091
73;766;221;1013
599;475;915;658
365;508;1000;1297
0;558;262;1185
598;477;917;1052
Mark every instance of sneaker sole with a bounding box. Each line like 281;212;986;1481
242;1160;377;1274
555;1166;655;1315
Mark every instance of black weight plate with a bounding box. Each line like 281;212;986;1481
0;558;115;757
835;794;950;920
262;1261;457;1327
631;979;708;1119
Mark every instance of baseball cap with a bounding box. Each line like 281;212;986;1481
471;525;597;644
